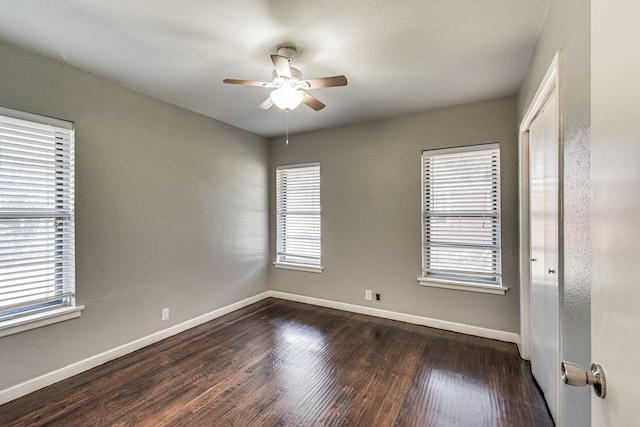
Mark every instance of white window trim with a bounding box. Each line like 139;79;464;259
0;106;83;336
275;162;323;273
417;277;508;295
273;262;324;274
419;143;505;295
0;305;84;338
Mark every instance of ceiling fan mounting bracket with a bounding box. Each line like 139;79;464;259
276;46;297;61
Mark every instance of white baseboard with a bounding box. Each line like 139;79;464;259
268;291;521;345
1;290;520;406
0;291;271;406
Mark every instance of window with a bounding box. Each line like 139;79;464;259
0;107;81;337
419;144;506;294
275;162;322;273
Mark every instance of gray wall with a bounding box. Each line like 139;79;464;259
518;0;592;425
0;40;269;391
269;97;520;333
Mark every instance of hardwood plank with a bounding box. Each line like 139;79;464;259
0;298;553;426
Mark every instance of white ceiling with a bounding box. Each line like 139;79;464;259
0;0;551;137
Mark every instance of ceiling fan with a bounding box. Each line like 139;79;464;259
223;46;347;112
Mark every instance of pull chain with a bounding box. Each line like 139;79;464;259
285;109;290;145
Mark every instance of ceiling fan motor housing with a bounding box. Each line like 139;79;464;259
272;67;303;83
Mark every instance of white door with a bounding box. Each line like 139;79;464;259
529;98;546;396
529;90;560;422
591;0;640;424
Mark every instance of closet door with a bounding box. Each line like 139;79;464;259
529;90;560;422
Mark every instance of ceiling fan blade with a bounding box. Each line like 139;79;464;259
223;79;270;87
257;97;274;110
304;75;348;89
271;54;291;79
302;92;326;111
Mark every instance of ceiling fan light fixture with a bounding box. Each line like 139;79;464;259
270;85;304;111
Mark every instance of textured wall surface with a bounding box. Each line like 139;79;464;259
518;0;592;425
0;40;269;391
269;97;520;333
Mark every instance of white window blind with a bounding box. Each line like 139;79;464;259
276;163;321;268
0;108;76;324
421;144;501;286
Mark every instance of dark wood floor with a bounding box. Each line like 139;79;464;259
0;298;553;426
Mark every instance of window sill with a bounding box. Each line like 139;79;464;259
274;262;324;274
417;278;508;295
0;305;85;338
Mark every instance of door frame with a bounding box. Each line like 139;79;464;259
518;50;563;420
518;51;562;361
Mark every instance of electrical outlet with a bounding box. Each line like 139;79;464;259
375;293;381;301
365;290;372;301
161;308;169;321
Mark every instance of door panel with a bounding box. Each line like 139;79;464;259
529;90;559;422
592;0;640;424
529;107;546;394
